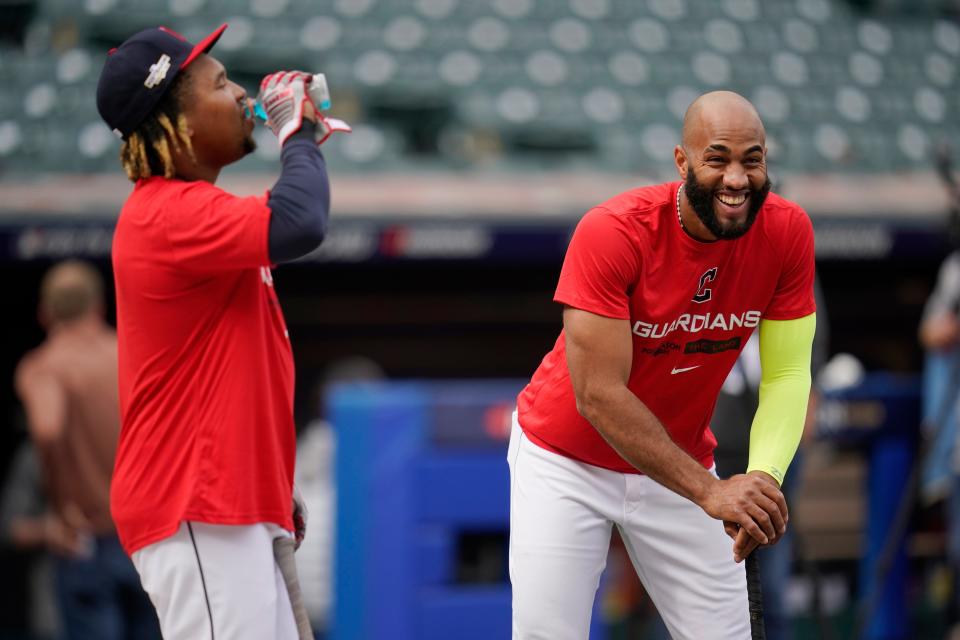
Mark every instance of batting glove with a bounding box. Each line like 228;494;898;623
258;71;351;147
292;483;308;550
304;73;352;145
258;71;310;147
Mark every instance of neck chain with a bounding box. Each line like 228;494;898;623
676;185;686;231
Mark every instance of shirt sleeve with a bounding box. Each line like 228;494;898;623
162;182;271;273
554;207;642;320
763;208;817;321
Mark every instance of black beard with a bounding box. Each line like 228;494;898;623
242;134;257;156
684;170;771;240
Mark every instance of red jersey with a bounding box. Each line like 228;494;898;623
517;182;816;473
111;177;295;554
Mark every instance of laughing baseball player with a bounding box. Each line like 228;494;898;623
96;23;348;639
510;91;816;639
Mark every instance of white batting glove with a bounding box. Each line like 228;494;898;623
304;73;352;145
313;114;352;145
258;71;311;147
258;71;351;147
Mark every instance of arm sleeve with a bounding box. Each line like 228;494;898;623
810;277;830;377
267;124;331;263
554;207;642;319
746;313;816;484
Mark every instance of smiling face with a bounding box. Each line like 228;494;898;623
675;92;771;241
179;54;256;172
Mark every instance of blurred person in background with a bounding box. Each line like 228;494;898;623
0;441;60;640
13;260;160;640
97;23;348;639
295;356;385;639
711;278;830;640
919;145;960;635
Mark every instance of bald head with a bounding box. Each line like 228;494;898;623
681;91;765;150
674;91;772;242
40;260;104;326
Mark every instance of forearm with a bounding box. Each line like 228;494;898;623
267;122;331;263
746;314;816;484
579;387;716;506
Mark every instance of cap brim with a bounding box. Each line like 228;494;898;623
181;23;227;69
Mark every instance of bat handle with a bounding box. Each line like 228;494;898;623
746;552;767;640
273;536;314;640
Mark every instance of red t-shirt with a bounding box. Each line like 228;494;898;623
517;182;816;473
111;177;295;555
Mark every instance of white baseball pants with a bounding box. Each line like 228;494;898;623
508;415;750;639
131;522;298;640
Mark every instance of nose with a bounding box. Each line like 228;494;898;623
723;163;749;191
231;81;247;103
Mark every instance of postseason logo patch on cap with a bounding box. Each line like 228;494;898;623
144;54;172;89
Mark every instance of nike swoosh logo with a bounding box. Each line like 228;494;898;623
670;365;701;375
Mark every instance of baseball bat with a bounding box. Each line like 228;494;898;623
746;552;766;640
273;536;314;640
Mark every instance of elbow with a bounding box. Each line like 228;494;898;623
300;216;327;252
284;224;325;259
574;386;608;425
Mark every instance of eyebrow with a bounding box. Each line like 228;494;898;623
704;144;764;155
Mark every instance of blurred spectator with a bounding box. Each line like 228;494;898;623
13;260;159;640
295;356;384;640
920;248;960;632
0;441;59;639
920;143;960;635
711;278;830;640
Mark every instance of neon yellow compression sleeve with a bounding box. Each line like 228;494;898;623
745;313;817;485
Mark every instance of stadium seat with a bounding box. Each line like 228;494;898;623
0;0;957;175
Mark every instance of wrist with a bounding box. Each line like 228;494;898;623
746;468;782;487
690;470;720;508
284;122;316;143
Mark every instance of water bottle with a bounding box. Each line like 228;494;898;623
252;72;332;122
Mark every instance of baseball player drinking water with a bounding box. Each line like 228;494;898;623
95;23;349;639
510;91;816;639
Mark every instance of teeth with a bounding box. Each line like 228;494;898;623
717;193;746;206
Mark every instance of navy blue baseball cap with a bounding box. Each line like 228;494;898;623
96;24;227;139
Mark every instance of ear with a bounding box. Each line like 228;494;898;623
674;144;688;180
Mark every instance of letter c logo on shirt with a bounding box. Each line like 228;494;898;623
693;267;717;304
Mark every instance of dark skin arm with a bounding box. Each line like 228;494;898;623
564;307;787;561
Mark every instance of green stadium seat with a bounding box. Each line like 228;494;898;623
1;0;957;175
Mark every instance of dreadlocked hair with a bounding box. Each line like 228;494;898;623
119;73;196;181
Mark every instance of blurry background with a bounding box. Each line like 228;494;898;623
1;0;958;638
